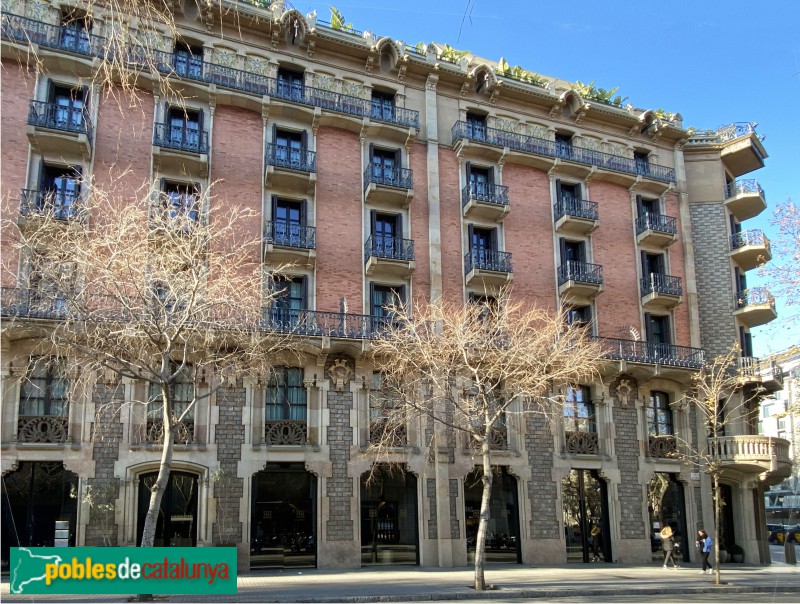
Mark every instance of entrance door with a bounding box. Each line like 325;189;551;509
360;466;419;565
1;462;79;568
647;472;688;562
251;463;316;569
137;471;198;546
464;467;521;564
562;469;610;563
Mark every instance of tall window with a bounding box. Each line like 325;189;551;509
370;284;405;318
370;212;401;257
167;107;202;150
147;364;195;423
634;151;651;175
273;128;306;168
270;275;307;325
371;90;395;121
465;112;486;140
19;358;68;418
563;386;595;432
646;391;673;436
160;181;199;226
555;133;574;159
266;367;306;421
271;198;306;247
173;43;203;79
566;305;592;328
466;163;493;197
645;313;671;346
59;11;91;53
370;147;400;184
636;195;659;218
38;164;82;220
48;83;85;131
276;68;304;101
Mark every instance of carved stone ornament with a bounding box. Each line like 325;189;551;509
612;375;637;408
327;358;352;392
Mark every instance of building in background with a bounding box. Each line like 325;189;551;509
0;0;791;571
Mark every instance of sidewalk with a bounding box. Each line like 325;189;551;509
3;562;799;603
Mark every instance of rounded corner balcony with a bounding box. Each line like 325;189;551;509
557;261;604;304
363;165;414;208
464;250;513;287
725;179;767;222
152;123;209;177
718;123;768;177
736;357;784;393
462;183;510;222
554;199;599;236
264;144;317;193
640;274;682;310
635;213;678;248
708;436;791;485
364;235;415;278
729;229;771;272
734;287;777;328
263;221;317;269
27;100;93;159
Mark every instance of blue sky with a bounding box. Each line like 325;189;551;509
300;0;800;357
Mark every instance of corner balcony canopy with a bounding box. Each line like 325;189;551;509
27;100;93;158
363;165;414;207
717;122;768;177
364;234;415;277
152;123;209;176
557;261;603;303
640;273;682;309
725;179;767;221
264;143;317;192
635;213;678;247
594;336;705;369
734;287;777;328
554;199;599;235
461;183;510;221
729;229;771;271
708;436;791;483
263;220;316;268
19;189;83;223
464;249;512;287
451;121;675;184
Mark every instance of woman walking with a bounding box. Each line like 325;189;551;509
660;526;679;568
697;529;713;574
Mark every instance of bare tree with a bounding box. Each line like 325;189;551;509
3;178;291;548
760;197;800;309
367;292;606;591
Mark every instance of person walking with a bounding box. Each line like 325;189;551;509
660;525;679;568
697;529;713;574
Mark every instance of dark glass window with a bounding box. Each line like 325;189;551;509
274;129;305;167
173;43;203;79
147;364;195;421
566;305;592;327
276;68;305;100
370;147;399;182
40;165;81;219
272;198;305;246
370;284;405;318
563;386;595;432
555;133;573;159
270;275;306;325
167;107;201;148
467;165;492;196
266;367;306;421
48;84;85;129
647;391;673;436
371;90;395;121
59;11;90;53
466;113;487;140
161;181;199;224
637;196;659;218
19;358;68;417
560;238;586;263
634;151;650;175
646;314;671;345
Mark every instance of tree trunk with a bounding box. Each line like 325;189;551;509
140;382;175;548
713;472;720;585
474;440;492;591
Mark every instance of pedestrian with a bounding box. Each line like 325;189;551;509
696;529;713;574
660;525;679;568
590;525;602;562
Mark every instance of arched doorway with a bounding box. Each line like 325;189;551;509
136;471;198;546
562;469;610;563
360;465;419;566
1;462;79;569
251;463;316;569
647;472;688;562
464;466;521;564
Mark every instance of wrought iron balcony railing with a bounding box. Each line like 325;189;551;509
451;121;676;183
264;419;307;446
363;165;414;190
2;287;71;320
735;357;783;388
635;213;677;236
369;419;408;446
28;100;93;140
735;286;775;310
558;260;604;286
554;198;599;222
265;143;316;173
717;122;759;143
20;189;83;221
1;12;106;57
368;100;419;129
593;336;705;369
649;434;678;459
730;229;769;251
17;415;69;443
461;183;510;207
725;179;764;199
264;220;316;249
260;308;392;339
465;249;513;274
153;123;209;154
640;273;682;297
364;234;415;261
565;430;599;455
146;418;194;445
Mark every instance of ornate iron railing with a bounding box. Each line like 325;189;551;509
260;308;391;339
735;286;775;311
153;122;209;154
28;100;93;140
1;12;106;57
369;419;407;446
593;336;705;369
725;179;764;199
363;165;414;190
264;419;307;445
636;213;677;236
461;183;510;207
364;234;415;262
768;361;784;388
17;415;69;443
649;435;678;459
565;430;599;455
264;220;316;249
265;143;316;173
730;229;769;251
558;260;604;286
465;249;513;274
451;121;676;183
368;100;419;129
204;63;271;95
146;418;194;445
20;189;83;221
554;198;599;222
640;273;683;297
716;122;759;142
1;287;71;320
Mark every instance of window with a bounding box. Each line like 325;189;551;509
37;164;82;220
371;90;395;121
271;197;306;246
369;211;402;257
167;106;202;151
266;367;306;421
634;151;650;176
370;283;405;318
276;68;305;101
159;181;200;227
566;305;592;328
272;127;307;169
370;147;401;185
369;371;405;445
563;386;595;433
762;403;773;419
19;357;68;418
645;313;671;346
560;238;587;263
555;133;574;160
269;275;307;326
370;371;396;422
636;195;659;218
641;252;666;276
173;43;203;79
469;293;499;321
646;391;673;436
28;253;75;311
147;364;195;422
739;327;753;357
466;112;487;140
59;10;90;53
48;83;85;131
466;163;493;198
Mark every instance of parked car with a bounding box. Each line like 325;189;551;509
787;526;800;544
767;523;784;544
768;524;800;544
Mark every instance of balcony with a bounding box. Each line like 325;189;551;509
152;123;209;177
369;419;408;447
737;357;784;393
564;430;599;455
734;287;777;328
729;229;771;271
264;419;307;446
553;199;599;236
717;123;768;177
640;273;682;309
263;220;316;268
1;287;70;321
451;121;676;184
146;418;194;445
725;179;767;221
1;13;106;62
27;100;93;159
648;435;678;459
594;336;705;369
362;101;420;143
708;436;791;483
557;261;604;303
260;308;392;340
264;144;317;192
364;234;415;277
635;213;678;248
461;183;510;222
363;165;414;208
19;189;84;223
16;415;69;444
464;249;513;287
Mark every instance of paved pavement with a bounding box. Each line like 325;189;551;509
3;560;799;603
